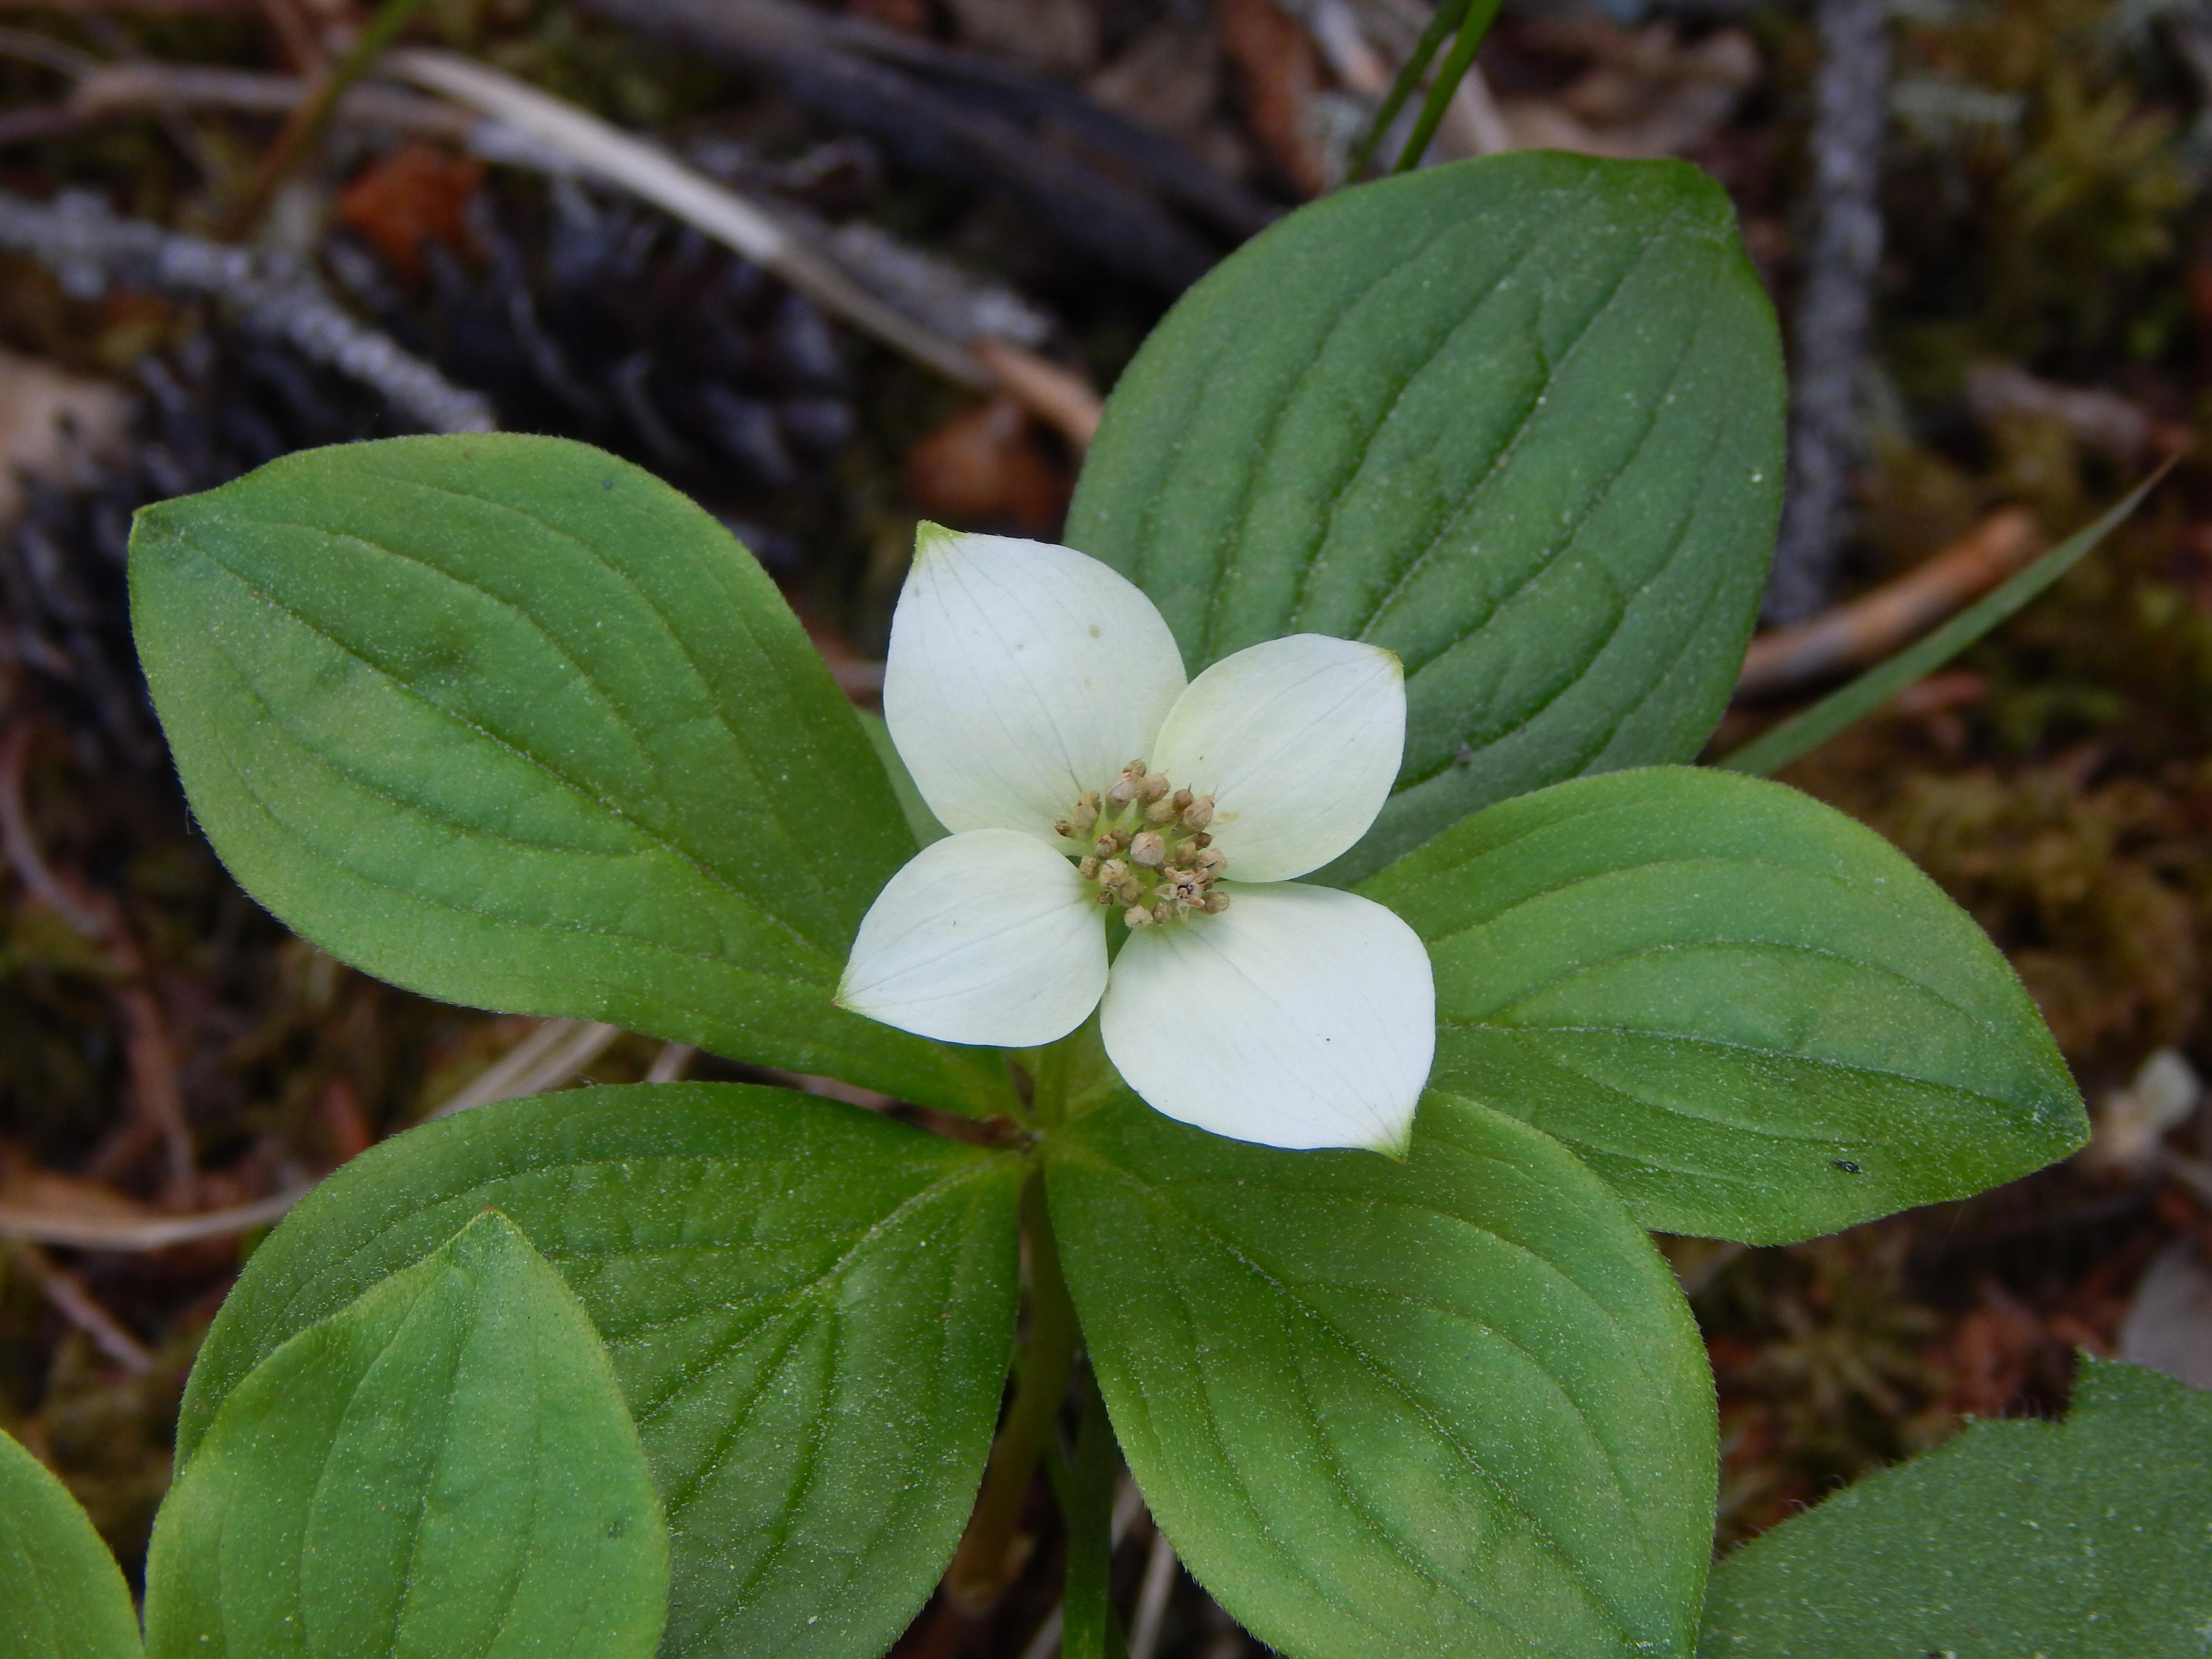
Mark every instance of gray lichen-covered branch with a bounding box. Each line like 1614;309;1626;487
1765;0;1890;624
0;190;496;434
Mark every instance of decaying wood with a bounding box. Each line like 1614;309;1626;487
1736;506;2042;701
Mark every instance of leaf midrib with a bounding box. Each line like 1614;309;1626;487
1053;1137;1669;1648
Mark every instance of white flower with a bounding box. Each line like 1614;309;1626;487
836;526;1435;1154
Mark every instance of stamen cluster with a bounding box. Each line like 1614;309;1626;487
1056;760;1228;929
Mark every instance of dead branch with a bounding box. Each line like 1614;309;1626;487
1965;363;2195;465
385;51;1102;444
62;60;480;139
12;1242;154;1369
1763;0;1890;624
972;337;1102;450
2;723;199;1205
1736;506;2042;701
573;0;1234;291
386;48;992;388
0;722;107;938
423;1017;622;1119
0;189;495;433
829;10;1276;241
0;1190;304;1251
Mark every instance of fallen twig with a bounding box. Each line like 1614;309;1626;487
0;722;106;938
63;61;478;136
0;189;495;432
971;338;1102;450
0;1190;304;1252
424;1017;622;1118
384;49;1104;446
1965;363;2194;465
12;1242;154;1368
385;47;990;389
3;722;199;1205
575;0;1230;291
1736;508;2042;701
789;1;1275;242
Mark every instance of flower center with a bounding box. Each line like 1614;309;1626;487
1055;760;1228;929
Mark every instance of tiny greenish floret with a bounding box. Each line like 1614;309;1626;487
836;523;1435;1154
1062;761;1228;928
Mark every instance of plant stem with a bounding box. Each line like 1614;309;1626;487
1061;1365;1122;1659
219;0;427;240
945;1172;1077;1615
1393;0;1506;174
1346;0;1470;180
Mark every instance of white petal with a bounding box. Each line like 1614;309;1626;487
838;829;1106;1047
1099;883;1434;1153
1146;634;1403;882
883;527;1187;840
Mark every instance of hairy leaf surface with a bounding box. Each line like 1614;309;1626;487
1046;1090;1714;1659
1068;153;1784;880
0;1429;142;1659
1362;767;2085;1242
146;1211;667;1658
1700;1359;2212;1656
176;1085;1023;1659
131;435;1006;1113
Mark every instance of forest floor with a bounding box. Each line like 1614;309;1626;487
0;0;2209;1652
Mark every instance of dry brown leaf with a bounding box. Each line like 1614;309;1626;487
1217;0;1329;197
902;394;1072;540
335;141;486;282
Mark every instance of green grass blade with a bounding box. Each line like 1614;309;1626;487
1716;469;2169;777
1346;0;1473;179
1393;0;1506;173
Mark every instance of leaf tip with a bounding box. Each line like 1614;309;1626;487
914;520;962;564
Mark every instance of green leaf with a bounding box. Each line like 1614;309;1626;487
1066;153;1784;883
144;1210;668;1659
1699;1358;2212;1657
174;1083;1023;1659
858;709;949;848
1362;766;2085;1244
130;434;1008;1115
1045;1089;1714;1659
0;1429;142;1659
